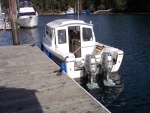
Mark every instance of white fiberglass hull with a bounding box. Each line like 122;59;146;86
42;42;124;79
0;22;11;30
18;16;38;28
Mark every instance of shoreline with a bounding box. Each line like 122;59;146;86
38;12;150;16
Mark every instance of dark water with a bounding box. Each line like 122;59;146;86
0;14;150;113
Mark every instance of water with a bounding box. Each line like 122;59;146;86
0;14;150;113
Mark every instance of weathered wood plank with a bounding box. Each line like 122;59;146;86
0;45;110;113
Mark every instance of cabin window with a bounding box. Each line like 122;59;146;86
28;1;33;7
82;28;93;41
24;1;28;7
19;2;23;7
46;28;52;36
19;12;36;16
49;29;53;38
58;29;66;44
46;27;49;35
45;27;53;45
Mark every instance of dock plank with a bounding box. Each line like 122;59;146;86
0;45;110;113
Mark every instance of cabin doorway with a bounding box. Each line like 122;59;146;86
68;26;81;57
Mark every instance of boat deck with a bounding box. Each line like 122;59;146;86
0;45;110;113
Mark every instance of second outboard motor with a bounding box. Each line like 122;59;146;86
85;54;97;84
102;52;116;86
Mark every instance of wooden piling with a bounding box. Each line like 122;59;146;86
9;0;20;45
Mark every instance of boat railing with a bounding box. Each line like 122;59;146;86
73;45;96;57
73;46;82;55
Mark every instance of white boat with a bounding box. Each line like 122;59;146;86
0;21;11;30
18;0;38;28
66;6;75;15
41;19;124;86
0;14;11;30
0;4;11;30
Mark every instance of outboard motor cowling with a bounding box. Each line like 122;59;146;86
85;54;97;84
101;52;116;86
102;52;113;72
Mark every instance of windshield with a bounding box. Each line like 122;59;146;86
19;0;33;7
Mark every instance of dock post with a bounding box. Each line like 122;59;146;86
9;0;20;45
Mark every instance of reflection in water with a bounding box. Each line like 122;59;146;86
0;28;42;47
19;28;41;48
0;30;13;46
80;72;124;106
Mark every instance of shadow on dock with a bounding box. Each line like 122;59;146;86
0;45;110;113
0;87;43;113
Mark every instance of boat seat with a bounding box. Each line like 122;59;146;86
93;45;105;55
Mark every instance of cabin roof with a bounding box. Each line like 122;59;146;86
46;19;93;28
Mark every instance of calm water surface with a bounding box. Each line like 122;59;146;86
0;14;150;113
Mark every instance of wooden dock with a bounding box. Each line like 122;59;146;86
0;45;110;113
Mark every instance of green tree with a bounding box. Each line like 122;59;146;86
114;0;126;11
1;0;150;14
98;4;105;10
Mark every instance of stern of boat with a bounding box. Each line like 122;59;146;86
93;42;124;72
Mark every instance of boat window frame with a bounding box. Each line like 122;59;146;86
57;29;67;44
55;27;69;53
46;26;53;39
45;26;54;47
82;27;93;42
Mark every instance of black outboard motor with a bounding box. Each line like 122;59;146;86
102;52;116;86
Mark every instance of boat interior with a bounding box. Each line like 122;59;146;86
68;25;104;58
68;26;81;57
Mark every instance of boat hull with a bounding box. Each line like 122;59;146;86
0;22;11;30
42;42;124;79
81;10;90;15
42;43;83;79
18;16;38;28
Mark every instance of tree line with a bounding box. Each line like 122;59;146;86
1;0;150;14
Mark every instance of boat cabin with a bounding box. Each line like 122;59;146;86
44;19;96;58
18;0;36;17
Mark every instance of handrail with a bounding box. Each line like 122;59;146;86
73;45;94;54
73;46;82;54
